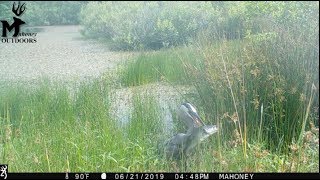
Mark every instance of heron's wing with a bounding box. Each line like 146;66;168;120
165;133;188;145
164;133;188;159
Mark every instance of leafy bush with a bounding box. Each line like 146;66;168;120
80;2;225;50
22;1;86;26
0;2;12;21
80;2;319;51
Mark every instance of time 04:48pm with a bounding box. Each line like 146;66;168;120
175;173;209;179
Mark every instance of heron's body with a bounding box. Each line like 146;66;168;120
163;103;218;160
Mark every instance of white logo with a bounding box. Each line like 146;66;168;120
0;165;7;179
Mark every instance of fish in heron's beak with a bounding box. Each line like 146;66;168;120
200;125;218;141
203;125;218;135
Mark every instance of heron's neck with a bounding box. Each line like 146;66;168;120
183;131;202;155
186;127;193;135
186;127;202;144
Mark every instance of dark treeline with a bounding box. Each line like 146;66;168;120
0;1;86;26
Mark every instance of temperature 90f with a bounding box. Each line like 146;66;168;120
75;173;89;179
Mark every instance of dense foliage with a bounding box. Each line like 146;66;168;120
79;1;318;50
0;1;85;26
0;1;12;22
80;2;236;50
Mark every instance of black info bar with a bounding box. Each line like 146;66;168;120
3;173;319;180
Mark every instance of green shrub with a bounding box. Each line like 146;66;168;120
80;2;319;51
22;1;85;26
80;2;225;50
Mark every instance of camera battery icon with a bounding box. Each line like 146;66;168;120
101;173;106;179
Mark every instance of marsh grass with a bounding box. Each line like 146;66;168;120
0;77;318;172
120;47;201;87
187;28;318;171
0;80;128;171
113;23;319;171
194;31;318;150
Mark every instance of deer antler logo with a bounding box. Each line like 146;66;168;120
12;2;26;16
1;1;26;37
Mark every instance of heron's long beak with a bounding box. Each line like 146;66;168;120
189;111;205;127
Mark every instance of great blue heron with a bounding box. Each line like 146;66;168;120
163;103;218;160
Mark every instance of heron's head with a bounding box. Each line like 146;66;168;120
180;103;205;128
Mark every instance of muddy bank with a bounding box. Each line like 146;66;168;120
0;26;132;83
